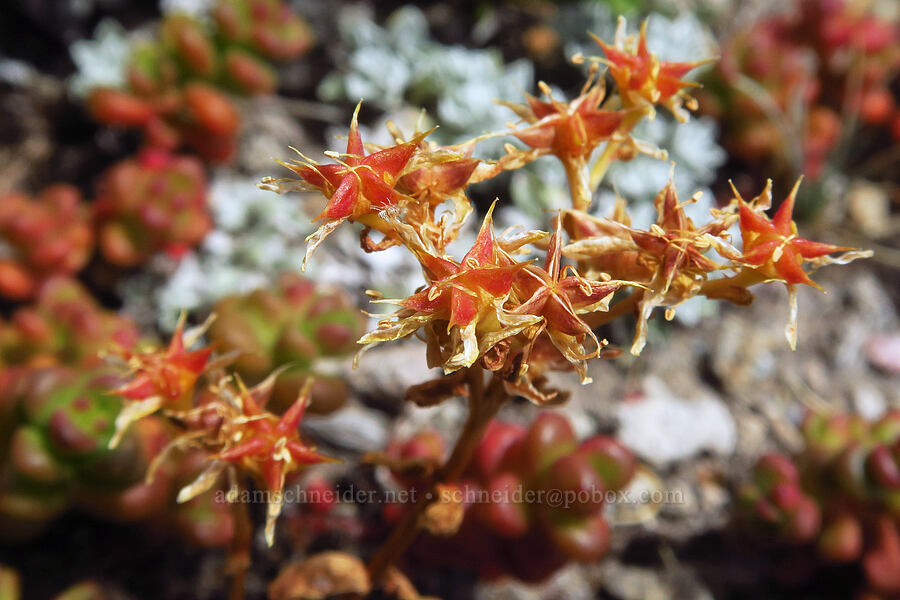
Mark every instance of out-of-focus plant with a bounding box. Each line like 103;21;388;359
375;414;637;582
208;273;365;414
124;172;313;333
93;149;211;267
700;0;899;186
0;367;170;539
318;5;533;154
0;186;93;301
85;0;314;162
0;278;139;369
0;286;234;549
740;410;900;599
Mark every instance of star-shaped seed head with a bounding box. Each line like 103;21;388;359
176;376;336;547
590;18;709;121
359;205;541;374
512;217;621;383
733;178;871;348
508;81;625;161
108;313;214;448
263;103;429;268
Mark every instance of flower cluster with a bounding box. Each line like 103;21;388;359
266;17;868;403
78;14;872;594
104;316;334;546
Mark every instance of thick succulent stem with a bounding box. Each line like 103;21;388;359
227;490;253;600
367;368;507;584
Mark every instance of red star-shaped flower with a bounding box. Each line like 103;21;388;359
592;18;707;120
404;213;521;329
505;80;626;211
109;314;213;448
214;380;333;545
737;179;848;288
270;103;427;267
392;132;480;251
629;180;733;291
513;219;620;382
176;377;335;546
734;178;869;348
360;206;540;373
510;82;624;161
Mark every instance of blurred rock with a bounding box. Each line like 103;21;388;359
847;182;891;238
616;377;736;467
349;342;439;404
475;564;592;600
303;402;390;453
866;333;900;374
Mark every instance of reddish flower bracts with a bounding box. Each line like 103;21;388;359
360;206;541;373
736;179;850;288
731;179;870;348
270;104;434;267
509;81;624;162
108;314;214;448
590;18;708;121
513;220;621;383
177;378;335;546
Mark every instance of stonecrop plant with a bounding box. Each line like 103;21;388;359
101;15;871;599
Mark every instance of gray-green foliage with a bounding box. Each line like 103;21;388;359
318;5;533;154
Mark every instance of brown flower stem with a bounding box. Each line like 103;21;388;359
227;490;253;600
367;368;507;584
583;289;642;329
563;158;592;213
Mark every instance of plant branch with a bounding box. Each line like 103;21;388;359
367;368;507;584
589;110;646;191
